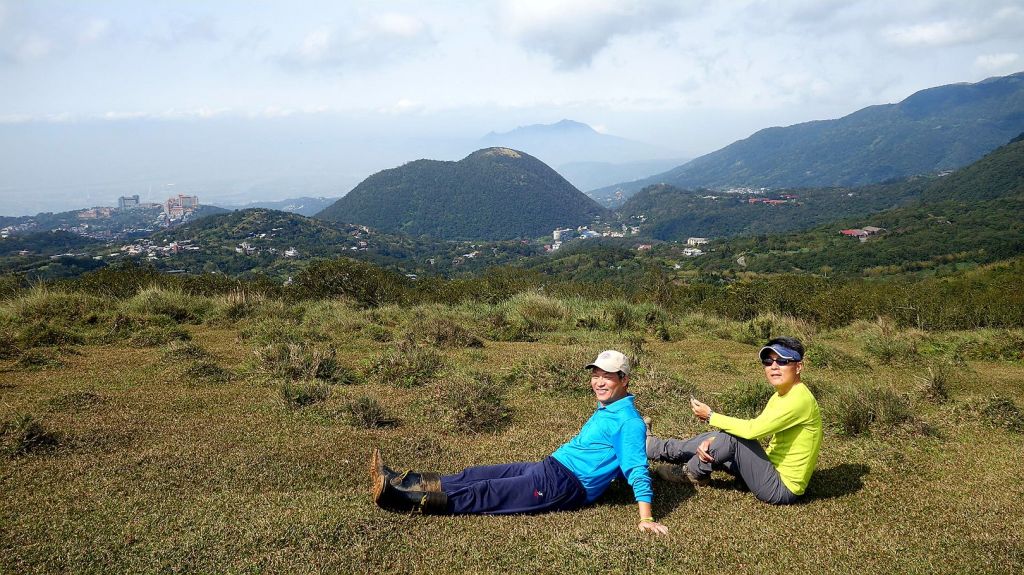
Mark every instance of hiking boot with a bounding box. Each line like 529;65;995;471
370;448;443;492
654;463;710;487
371;448;449;513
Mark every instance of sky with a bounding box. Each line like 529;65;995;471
2;0;1024;215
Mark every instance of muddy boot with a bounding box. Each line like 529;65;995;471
370;448;443;492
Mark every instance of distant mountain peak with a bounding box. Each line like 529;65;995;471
475;147;524;159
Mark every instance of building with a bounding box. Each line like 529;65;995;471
118;195;140;209
687;237;709;246
165;194;200;219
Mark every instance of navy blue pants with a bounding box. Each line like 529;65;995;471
440;456;588;515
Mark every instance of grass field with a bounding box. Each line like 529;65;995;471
2;291;1023;574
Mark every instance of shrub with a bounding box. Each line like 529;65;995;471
128;325;191;347
368;342;447;387
976;395;1024;433
0;330;19;359
825;384;916;437
7;287;108;325
161;340;213;363
15;349;63;370
859;317;922;365
604;300;639;331
2;413;60;457
123;286;212;324
342;396;396;428
732;312;811;347
16;322;83;348
434;372;512;434
716;380;774;419
252;342;341;382
279;380;330;408
915;366;951;404
503;347;593;396
207;288;267;324
183;360;232;384
410;316;484;349
504;292;567;333
806;342;863;370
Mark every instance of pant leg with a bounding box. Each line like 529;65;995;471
647;432;719;478
700;433;798;505
441;461;536;492
445;458;587;515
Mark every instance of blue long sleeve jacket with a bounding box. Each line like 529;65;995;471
551;394;653;503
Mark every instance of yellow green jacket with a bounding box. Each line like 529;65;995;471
708;383;822;495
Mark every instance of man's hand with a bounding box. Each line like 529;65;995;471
696;437;715;463
690;397;712;420
638;520;669;535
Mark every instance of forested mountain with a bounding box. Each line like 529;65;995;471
316;148;607;240
693;133;1024;275
598;71;1024;198
215;196;339;217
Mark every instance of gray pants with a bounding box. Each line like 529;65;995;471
647;432;798;505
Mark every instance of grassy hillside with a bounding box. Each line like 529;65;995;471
317;148;607;240
2;281;1023;573
600;71;1024;196
691;135;1024;276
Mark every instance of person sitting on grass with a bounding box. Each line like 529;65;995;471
371;349;669;535
646;336;822;505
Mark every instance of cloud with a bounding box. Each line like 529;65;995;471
280;11;434;71
496;0;687;69
377;98;424;115
975;52;1020;71
145;13;218;48
77;17;111;46
882;20;980;47
13;34;53;62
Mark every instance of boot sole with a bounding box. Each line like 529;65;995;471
370;448;386;506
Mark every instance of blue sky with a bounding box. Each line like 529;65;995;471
2;1;1023;214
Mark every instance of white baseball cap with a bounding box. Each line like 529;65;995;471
585;350;631;376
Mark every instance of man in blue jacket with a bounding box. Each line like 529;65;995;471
371;350;669;535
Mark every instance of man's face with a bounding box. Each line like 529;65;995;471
763;351;801;390
590;367;628;405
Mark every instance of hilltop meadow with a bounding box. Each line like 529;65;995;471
2;263;1023;573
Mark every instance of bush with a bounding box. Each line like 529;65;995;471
279;380;330;408
161;340;213;363
128;325;191;347
252;342;341;382
183;359;232;384
15;349;63;370
806;342;863;370
716;380;774;418
368;341;448;387
504;292;568;333
732;312;811;347
503;347;593;396
16;322;83;348
6;287;109;325
976;395;1024;433
123;286;212;324
434;372;512;434
2;413;60;457
825;384;916;437
915;366;951;404
342;396;396;428
410;316;484;349
859;317;923;365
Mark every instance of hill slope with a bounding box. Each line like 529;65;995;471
316;148;607;240
695;133;1024;275
600;71;1024;197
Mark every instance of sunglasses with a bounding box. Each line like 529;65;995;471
761;357;797;366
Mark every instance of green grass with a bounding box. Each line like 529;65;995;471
2;293;1023;574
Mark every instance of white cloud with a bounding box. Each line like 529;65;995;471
77;17;110;46
378;98;424;115
14;34;53;62
496;0;687;69
975;52;1020;71
882;21;979;47
281;11;434;71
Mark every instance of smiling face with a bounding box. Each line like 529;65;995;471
763;351;802;395
590;367;629;405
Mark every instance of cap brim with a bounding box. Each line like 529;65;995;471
759;345;801;361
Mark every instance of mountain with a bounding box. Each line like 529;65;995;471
215;196;340;217
316;148;608;240
480;120;686;191
598;71;1024;198
693;132;1024;275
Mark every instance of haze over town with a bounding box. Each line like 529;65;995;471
2;0;1023;216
